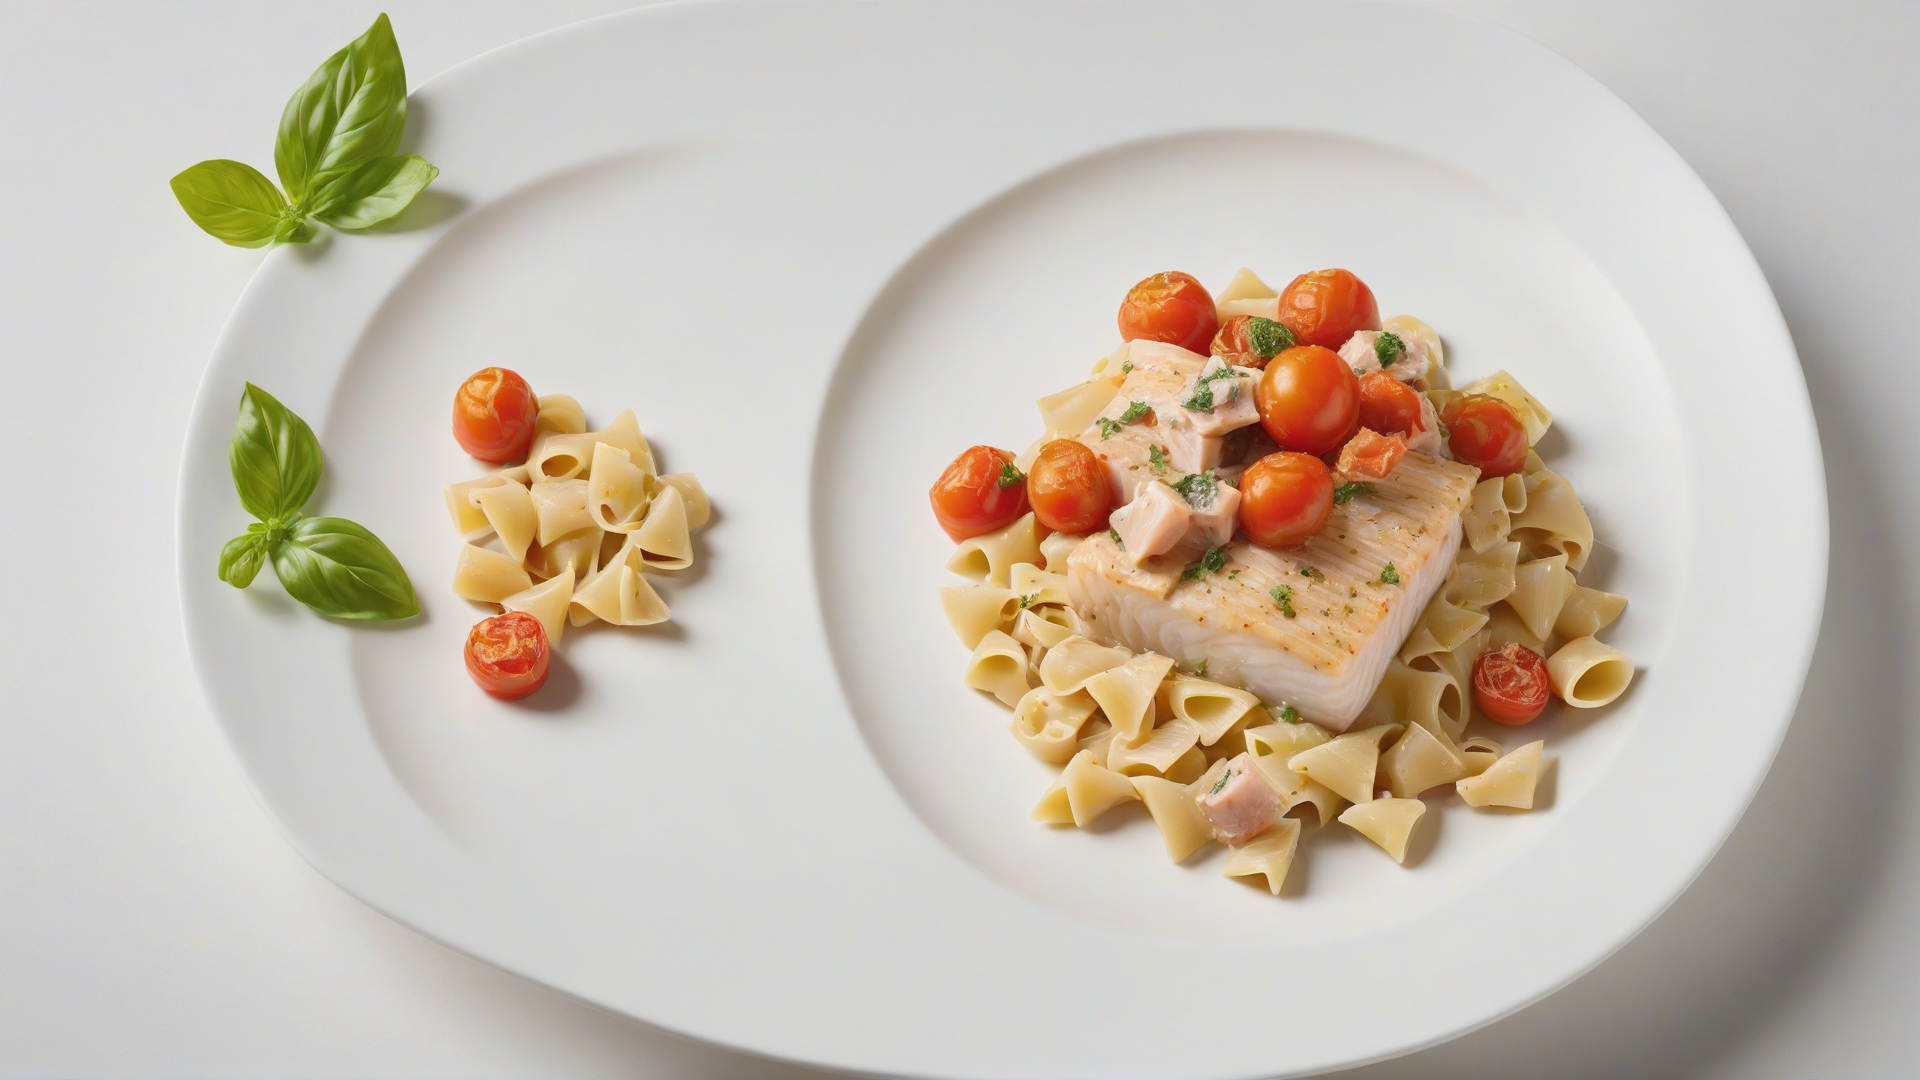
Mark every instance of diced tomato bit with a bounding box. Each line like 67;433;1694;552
1335;428;1407;479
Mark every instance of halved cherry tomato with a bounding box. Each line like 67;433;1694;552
1238;452;1334;548
465;611;551;700
1442;394;1528;478
1210;314;1296;369
1472;641;1552;724
1335;428;1406;479
1357;371;1425;439
1118;271;1218;354
1026;439;1112;535
453;367;539;464
930;445;1030;541
1255;345;1361;456
1275;268;1380;349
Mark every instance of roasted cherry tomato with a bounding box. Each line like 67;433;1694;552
1255;345;1361;456
1238;451;1334;548
1442;394;1528;478
1026;439;1113;535
453;367;539;464
1356;371;1425;439
1275;268;1380;349
1472;641;1552;724
1210;314;1296;369
930;445;1030;541
465;611;551;700
1118;271;1219;355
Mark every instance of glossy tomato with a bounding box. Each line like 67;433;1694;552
1210;314;1296;369
1117;271;1218;354
1026;439;1112;535
1238;452;1334;548
1472;641;1552;724
930;445;1029;541
1356;371;1425;439
453;367;539;464
1255;345;1361;456
465;611;551;700
1442;394;1528;478
1275;268;1380;349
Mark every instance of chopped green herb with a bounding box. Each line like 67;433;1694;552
1208;765;1233;795
1120;360;1133;373
1149;445;1168;471
1299;565;1325;582
1280;704;1300;724
1181;365;1243;414
1333;481;1377;504
1108;527;1123;548
1269;584;1296;618
1375;331;1405;366
1182;546;1227;580
1118;400;1150;423
1169;470;1219;509
1097;418;1121;438
1379;562;1400;585
1193;658;1209;678
998;462;1024;487
1245;316;1296;358
1017;593;1040;610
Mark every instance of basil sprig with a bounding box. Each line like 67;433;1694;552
218;384;418;621
170;14;438;247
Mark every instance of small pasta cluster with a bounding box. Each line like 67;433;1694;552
943;556;1549;895
444;394;710;640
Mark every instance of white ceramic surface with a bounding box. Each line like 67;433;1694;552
175;3;1825;1078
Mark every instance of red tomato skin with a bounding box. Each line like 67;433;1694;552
1275;269;1380;349
1442;394;1529;478
453;367;539;464
1255;346;1362;457
1118;272;1219;354
1238;452;1335;548
1210;315;1270;369
930;445;1030;541
1473;642;1552;724
465;611;551;700
1356;371;1425;439
1026;439;1113;534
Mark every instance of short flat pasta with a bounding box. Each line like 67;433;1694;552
445;473;514;534
1339;797;1427;863
656;473;711;531
1165;675;1262;745
453;544;531;603
1456;740;1545;809
1009;688;1098;763
1505;553;1574;643
1462;369;1552;444
1510;470;1594;571
1106;717;1201;776
534;393;587;434
1221;819;1302;894
1038;635;1132;695
633;484;693;570
946;512;1043;587
530;479;595;545
1130;775;1214;862
1082;652;1174;740
587;441;652;532
1378;719;1467;799
939;584;1021;648
964;630;1031;707
1289;725;1399;805
1554;585;1626;640
1009;562;1072;607
501;567;573;643
1036;376;1123;436
468;479;537;563
1547;636;1634;708
1031;750;1139;827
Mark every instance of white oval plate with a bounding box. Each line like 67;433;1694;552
176;3;1825;1078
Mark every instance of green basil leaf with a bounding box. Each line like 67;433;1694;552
169;160;292;247
311;154;439;229
275;13;409;205
270;516;418;621
218;529;271;588
230;383;323;521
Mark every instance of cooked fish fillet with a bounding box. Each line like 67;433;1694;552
1066;451;1478;731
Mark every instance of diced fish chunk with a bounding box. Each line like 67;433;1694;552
1171;470;1242;547
1341;329;1432;384
1195;753;1281;845
1109;480;1190;564
1180;359;1262;437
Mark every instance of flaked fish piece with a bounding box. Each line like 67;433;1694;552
1179;358;1262;438
1067;450;1478;731
1194;752;1281;845
1341;329;1432;385
1109;480;1190;564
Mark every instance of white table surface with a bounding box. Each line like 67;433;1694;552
3;2;1915;1076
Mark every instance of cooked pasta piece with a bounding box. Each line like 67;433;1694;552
1244;720;1331;763
1130;775;1214;862
501;567;573;643
1106;717;1201;776
1339;797;1427;863
946;512;1044;587
530;479;595;545
939;584;1021;648
445;473;514;534
1505;553;1574;643
1031;750;1139;827
1456;740;1545;809
1399;593;1489;665
1215;266;1277;304
1482;604;1545;654
587;442;652;532
1459;736;1503;777
468;479;537;563
1163;747;1207;784
1038;635;1131;695
1036;376;1123;436
525;431;599;482
1081;652;1174;740
964;630;1031;707
453;544;532;603
1247;753;1345;828
1510;470;1594;571
532;528;599;584
1379;719;1467;798
1165;675;1262;746
1547;636;1635;707
1011;608;1077;654
1009;563;1072;608
656;473;711;531
1076;718;1117;759
1215;297;1279;320
633;484;693;570
569;540;670;627
1290;724;1400;805
1221;819;1302;894
1554;585;1627;640
1462;370;1552;445
1009;688;1099;763
591;409;652;471
1360;661;1468;745
1038;530;1084;573
1462;478;1511;554
1446;541;1521;608
535;393;587;434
